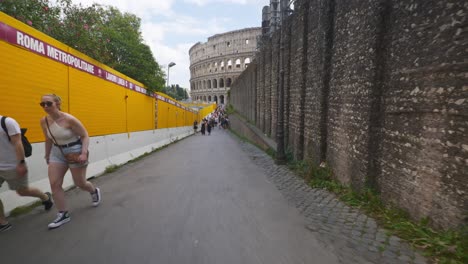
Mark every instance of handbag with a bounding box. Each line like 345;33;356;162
45;117;87;164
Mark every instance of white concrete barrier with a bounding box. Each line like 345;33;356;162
0;126;193;215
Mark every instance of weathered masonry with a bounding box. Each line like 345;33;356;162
230;0;467;230
189;28;261;105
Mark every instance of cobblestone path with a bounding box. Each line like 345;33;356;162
234;134;428;264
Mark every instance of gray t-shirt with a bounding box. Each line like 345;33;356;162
0;116;21;170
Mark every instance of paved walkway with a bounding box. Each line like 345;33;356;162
0;129;426;264
238;137;427;264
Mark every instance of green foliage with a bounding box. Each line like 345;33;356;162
265;147;276;158
9;201;42;217
226;104;235;114
0;0;165;92
0;0;61;34
104;164;119;173
288;160;467;263
163;85;189;101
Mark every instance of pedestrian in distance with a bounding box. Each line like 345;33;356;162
201;119;206;135
193;120;198;134
0;115;53;233
207;120;212;135
39;94;101;229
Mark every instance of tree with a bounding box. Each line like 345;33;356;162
0;0;165;92
0;0;61;34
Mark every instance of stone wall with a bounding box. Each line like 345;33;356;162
230;0;468;229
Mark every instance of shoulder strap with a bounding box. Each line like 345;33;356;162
1;116;11;141
44;116;65;156
45;117;57;145
45;117;66;157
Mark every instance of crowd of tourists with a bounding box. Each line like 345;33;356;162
193;105;230;136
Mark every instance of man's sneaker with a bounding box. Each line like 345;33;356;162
48;211;70;229
42;192;53;210
0;222;12;233
91;187;101;207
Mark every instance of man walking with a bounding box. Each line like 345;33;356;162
0;115;53;232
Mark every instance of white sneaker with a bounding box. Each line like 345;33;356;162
48;211;71;229
91;187;101;207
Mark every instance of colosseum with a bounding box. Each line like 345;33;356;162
189;27;261;105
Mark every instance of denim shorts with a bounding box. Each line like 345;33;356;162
49;144;88;168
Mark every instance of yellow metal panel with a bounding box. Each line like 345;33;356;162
1;12;199;143
68;69;126;136
126;92;154;132
0;40;68;143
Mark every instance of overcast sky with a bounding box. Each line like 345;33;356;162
65;0;268;90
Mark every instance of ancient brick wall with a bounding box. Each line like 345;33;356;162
271;31;281;140
288;0;308;160
379;0;468;229
230;0;467;229
326;0;385;189
257;48;266;132
304;0;332;165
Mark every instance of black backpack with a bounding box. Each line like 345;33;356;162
1;116;32;157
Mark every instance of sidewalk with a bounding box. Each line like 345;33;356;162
1;129;339;264
0;128;427;263
236;137;427;264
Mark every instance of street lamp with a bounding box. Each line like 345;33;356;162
167;62;176;87
276;0;294;165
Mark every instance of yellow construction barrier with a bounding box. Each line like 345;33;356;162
0;12;198;142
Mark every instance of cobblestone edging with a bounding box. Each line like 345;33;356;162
235;136;428;264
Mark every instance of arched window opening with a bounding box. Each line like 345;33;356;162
191;82;195;90
220;95;225;104
213;79;218;88
219;78;225;88
244;57;251;68
245;39;249;45
207;80;212;89
227;59;233;70
214;96;218;104
221;61;225;71
208;96;212;102
227;78;232;87
235;59;241;68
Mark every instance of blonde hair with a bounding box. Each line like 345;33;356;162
42;93;62;110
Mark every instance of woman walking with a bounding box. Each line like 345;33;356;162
39;94;101;229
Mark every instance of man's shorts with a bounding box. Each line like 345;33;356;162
49;144;88;168
0;169;28;190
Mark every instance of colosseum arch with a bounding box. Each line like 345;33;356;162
208;95;212;101
244;58;251;68
235;59;241;68
189;28;261;105
214;95;218;104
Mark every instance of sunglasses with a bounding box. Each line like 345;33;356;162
39;101;54;107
